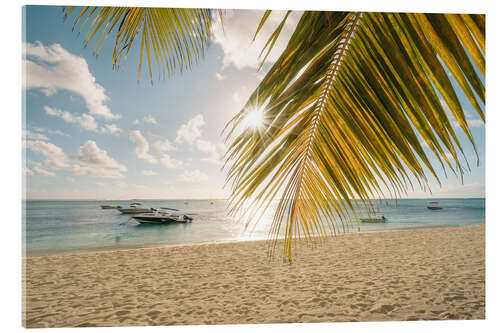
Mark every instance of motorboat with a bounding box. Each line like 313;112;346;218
427;202;443;210
132;207;193;224
101;205;121;209
117;203;153;214
360;216;387;223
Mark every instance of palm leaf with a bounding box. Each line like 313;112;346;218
63;6;223;82
223;12;485;262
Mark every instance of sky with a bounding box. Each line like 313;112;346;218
22;6;485;200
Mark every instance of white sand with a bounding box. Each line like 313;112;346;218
23;225;485;327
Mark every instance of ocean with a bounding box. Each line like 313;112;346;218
23;198;485;256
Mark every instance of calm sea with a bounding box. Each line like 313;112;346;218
23;198;485;256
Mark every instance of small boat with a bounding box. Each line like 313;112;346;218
117;203;153;214
101;205;121;209
360;216;387;223
427;202;443;210
132;208;193;224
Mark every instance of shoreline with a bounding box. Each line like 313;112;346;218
24;225;485;327
23;223;483;258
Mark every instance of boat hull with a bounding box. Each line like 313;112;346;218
132;216;190;224
427;206;443;210
117;208;152;214
360;218;386;223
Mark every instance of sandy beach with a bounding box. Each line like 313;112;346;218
23;225;485;327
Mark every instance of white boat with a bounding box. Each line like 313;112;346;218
132;208;193;224
117;203;153;214
427;201;443;210
360;216;387;223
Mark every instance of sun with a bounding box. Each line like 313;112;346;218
244;108;264;129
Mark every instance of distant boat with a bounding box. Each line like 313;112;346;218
101;205;121;209
427;201;443;210
117;203;153;214
360;216;387;223
132;208;193;224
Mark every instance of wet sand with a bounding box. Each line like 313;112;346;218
23;225;485;327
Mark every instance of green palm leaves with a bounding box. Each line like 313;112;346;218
62;8;485;262
63;6;222;82
223;12;485;262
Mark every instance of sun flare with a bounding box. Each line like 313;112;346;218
244;108;264;129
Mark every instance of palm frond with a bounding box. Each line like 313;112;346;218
63;6;222;82
224;12;485;262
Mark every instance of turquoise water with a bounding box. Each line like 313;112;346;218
23;198;485;255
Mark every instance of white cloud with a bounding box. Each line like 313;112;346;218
173;115;225;165
195;139;226;165
178;169;209;183
160;154;183;169
48;129;69;137
215;72;225;80
23;41;119;120
128;130;158;164
24;140;71;170
143;114;157;124
153;139;176;153
75;141;122;167
231;86;252;107
28;127;69;137
212;10;301;70
45;106;98;131
131;115;158;125
101;123;122;135
176;114;205;144
142;170;158;176
129;132;184;168
33;166;56;177
73;141;128;178
25;139;127;179
195;139;215;154
26;159;42;167
23;129;48;141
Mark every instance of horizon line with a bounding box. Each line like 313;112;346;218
23;197;486;202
